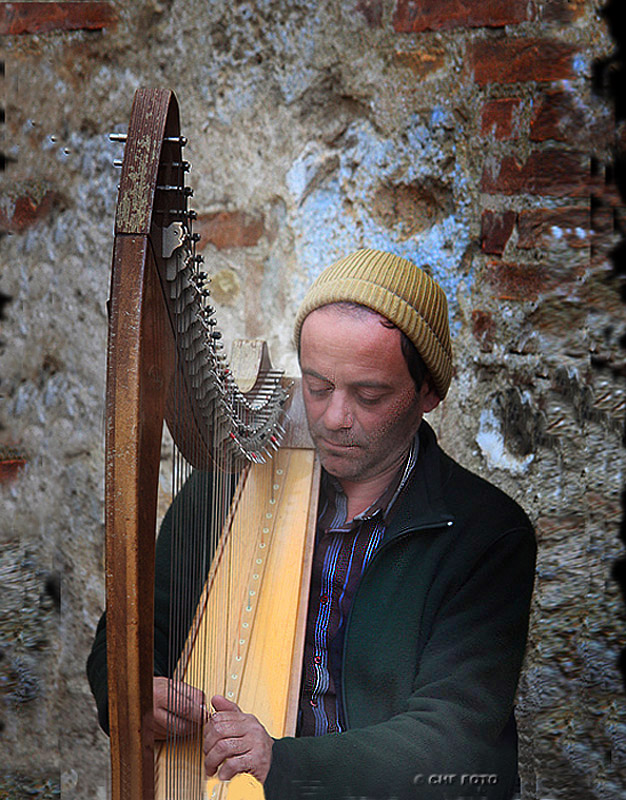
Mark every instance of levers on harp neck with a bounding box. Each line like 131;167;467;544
113;160;191;170
110;130;190;172
109;132;188;145
111;121;291;466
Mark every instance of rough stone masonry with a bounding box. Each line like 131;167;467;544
0;1;625;798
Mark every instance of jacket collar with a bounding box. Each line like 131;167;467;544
384;419;455;540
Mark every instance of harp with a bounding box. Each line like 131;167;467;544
105;88;320;800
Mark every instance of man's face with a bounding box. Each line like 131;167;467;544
299;305;440;486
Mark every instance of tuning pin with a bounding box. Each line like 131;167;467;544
164;135;187;146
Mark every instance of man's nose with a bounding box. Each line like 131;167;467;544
322;391;353;430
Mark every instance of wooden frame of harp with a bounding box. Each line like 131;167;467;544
105;87;319;800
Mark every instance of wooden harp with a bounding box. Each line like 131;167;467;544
105;88;319;800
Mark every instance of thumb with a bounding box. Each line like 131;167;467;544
211;694;240;713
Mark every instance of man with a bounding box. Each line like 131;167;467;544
88;248;536;799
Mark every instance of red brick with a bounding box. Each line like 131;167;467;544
393;0;531;32
536;514;584;539
469;38;576;85
540;0;586;23
517;207;590;249
0;2;116;35
590;205;614;237
357;0;383;27
481;151;589;197
0;190;62;233
0;459;26;484
596;174;623;208
481;98;522;140
481;209;517;255
196;211;265;251
394;45;447;78
530;91;584;142
485;261;551;301
471;309;496;351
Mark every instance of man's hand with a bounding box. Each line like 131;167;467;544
152;676;207;740
203;695;273;784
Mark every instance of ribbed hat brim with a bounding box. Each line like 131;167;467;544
294;249;453;398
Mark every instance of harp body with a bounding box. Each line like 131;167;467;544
105;88;319;800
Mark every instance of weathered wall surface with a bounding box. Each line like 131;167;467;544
0;1;624;798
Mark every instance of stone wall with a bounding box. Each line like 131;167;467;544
0;1;624;798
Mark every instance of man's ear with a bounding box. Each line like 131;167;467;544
419;377;441;414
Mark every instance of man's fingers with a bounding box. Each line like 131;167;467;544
152;677;208;740
155;707;202;738
216;753;256;782
203;707;273;783
167;682;208;724
166;681;206;720
211;694;240;713
204;735;249;776
204;713;248;752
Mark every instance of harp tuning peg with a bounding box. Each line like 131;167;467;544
164;135;187;146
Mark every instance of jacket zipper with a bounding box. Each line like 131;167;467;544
339;517;454;728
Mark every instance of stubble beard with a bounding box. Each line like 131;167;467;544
308;425;364;480
304;394;423;484
309;425;403;484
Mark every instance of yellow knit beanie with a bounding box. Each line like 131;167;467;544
294;248;453;399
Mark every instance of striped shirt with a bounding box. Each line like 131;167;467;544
298;436;419;737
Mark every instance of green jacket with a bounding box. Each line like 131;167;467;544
264;421;535;800
87;421;535;800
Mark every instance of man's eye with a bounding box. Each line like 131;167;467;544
356;394;383;406
307;385;331;397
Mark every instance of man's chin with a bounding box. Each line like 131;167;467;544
310;435;363;474
317;450;364;481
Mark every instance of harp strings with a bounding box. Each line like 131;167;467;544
162;364;282;798
150;131;288;800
